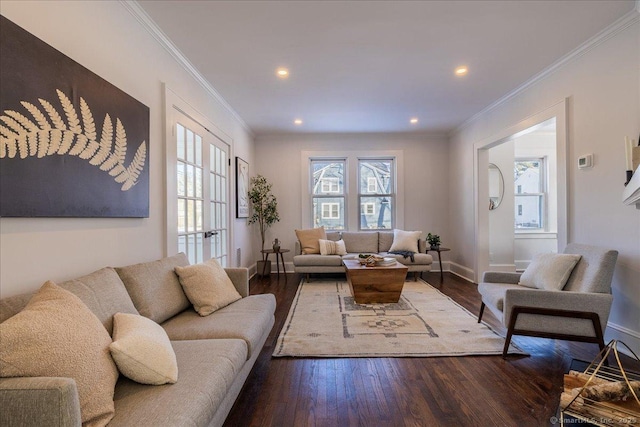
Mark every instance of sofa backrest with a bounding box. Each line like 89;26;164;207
341;232;379;253
378;232;394;252
115;253;191;324
562;243;618;293
0;267;138;335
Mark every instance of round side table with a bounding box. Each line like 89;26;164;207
426;247;450;281
260;248;290;280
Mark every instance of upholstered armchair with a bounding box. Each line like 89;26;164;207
477;243;618;358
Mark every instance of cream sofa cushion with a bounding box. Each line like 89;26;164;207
295;227;327;254
519;253;582;290
319;239;347;256
110;313;178;385
0;281;118;426
389;229;422;253
175;258;242;316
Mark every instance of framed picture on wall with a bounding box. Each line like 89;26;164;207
236;157;249;218
0;16;150;218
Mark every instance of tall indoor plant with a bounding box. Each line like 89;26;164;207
247;175;280;274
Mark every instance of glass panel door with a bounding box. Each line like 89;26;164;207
173;117;229;266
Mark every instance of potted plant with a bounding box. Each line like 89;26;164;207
427;233;441;250
248;175;280;276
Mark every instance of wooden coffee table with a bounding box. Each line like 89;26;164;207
343;259;409;304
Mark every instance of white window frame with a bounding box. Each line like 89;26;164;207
358;157;395;230
301;150;404;231
367;177;377;193
321;202;340;219
362;202;375;215
514;157;547;231
321;177;339;193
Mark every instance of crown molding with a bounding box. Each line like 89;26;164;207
453;7;640;136
120;0;253;137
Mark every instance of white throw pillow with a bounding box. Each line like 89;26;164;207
0;281;118;426
389;229;422;253
109;313;178;385
175;258;242;316
319;239;347;255
519;253;582;290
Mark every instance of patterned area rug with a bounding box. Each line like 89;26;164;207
273;279;526;358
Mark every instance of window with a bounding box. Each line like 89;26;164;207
358;158;394;230
367;177;377;192
321;178;339;193
306;153;400;231
322;203;340;219
514;158;546;230
311;159;345;229
362;202;375;215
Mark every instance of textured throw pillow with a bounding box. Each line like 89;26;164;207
319;239;347;256
295;227;327;254
0;281;118;426
519;253;582;290
110;313;178;385
175;258;242;316
389;229;422;253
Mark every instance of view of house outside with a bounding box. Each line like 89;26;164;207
514;159;544;230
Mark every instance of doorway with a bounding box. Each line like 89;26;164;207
473;99;568;282
487;118;559;272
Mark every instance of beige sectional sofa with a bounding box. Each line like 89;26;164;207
0;253;276;427
293;231;433;280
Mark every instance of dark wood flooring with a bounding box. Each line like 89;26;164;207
223;272;639;427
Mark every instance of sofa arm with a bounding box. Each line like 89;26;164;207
224;267;249;297
482;271;522;284
503;288;613;333
0;377;81;427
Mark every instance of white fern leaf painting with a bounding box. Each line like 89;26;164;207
0;90;146;191
1;15;149;217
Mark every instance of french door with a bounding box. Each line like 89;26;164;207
168;110;230;266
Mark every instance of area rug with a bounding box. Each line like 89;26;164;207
273;279;525;358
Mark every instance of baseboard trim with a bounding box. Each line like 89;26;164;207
605;322;640;357
449;262;475;283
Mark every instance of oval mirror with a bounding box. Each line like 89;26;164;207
488;163;504;210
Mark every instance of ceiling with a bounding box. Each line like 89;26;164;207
137;0;635;135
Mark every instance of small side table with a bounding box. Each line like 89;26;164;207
260;249;290;280
426;247;450;281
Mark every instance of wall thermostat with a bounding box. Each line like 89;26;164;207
578;154;593;169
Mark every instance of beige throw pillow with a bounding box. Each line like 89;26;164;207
110;313;178;385
0;281;118;427
319;239;347;256
175;258;242;316
519;253;582;290
295;227;327;254
389;229;422;253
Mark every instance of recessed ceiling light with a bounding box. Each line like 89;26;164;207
410;118;419;124
276;67;289;78
455;66;468;76
294;119;303;125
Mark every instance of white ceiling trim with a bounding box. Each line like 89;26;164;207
121;0;253;136
454;8;640;136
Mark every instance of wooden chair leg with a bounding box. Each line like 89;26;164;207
502;306;520;358
477;302;485;323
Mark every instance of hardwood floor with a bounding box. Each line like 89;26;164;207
224;272;639;427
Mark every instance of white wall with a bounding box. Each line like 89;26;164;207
253;133;450;269
488;140;515;269
0;1;255;297
449;16;640;348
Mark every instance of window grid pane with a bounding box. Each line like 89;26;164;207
514;158;545;230
358;159;394;230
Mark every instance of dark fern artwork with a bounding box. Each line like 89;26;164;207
0;15;150;217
